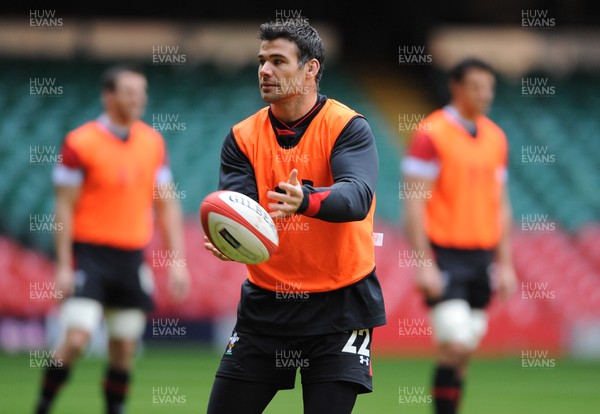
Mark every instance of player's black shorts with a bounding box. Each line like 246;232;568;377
72;242;154;311
426;242;495;309
214;328;375;393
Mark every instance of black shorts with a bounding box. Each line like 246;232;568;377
426;243;495;309
214;329;375;394
72;242;154;311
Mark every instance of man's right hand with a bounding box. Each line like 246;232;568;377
203;236;232;261
415;264;444;300
54;264;75;300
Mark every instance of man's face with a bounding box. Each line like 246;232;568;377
451;68;495;116
105;71;148;122
258;38;309;103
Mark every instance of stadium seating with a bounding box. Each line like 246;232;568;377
0;58;599;356
489;72;600;231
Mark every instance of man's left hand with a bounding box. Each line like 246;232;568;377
168;265;190;302
267;169;304;219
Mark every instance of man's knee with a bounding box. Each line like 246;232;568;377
104;309;146;370
430;299;488;351
63;329;92;355
56;298;103;361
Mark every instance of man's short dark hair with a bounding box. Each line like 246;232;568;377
258;19;325;86
448;58;495;83
101;63;145;92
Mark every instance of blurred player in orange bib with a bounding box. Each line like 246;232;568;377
203;19;386;414
33;64;190;414
401;58;517;414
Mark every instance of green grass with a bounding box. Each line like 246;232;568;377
4;345;600;413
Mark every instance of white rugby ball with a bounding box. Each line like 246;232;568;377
200;190;279;264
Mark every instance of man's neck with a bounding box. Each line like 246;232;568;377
449;101;479;123
104;110;135;129
444;104;478;137
269;93;319;124
98;113;131;140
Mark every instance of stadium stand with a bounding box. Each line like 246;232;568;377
0;57;599;357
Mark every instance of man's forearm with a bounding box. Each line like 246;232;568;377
496;190;513;267
54;196;74;268
404;198;434;259
156;197;186;257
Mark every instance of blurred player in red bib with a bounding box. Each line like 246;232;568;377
34;64;190;414
401;58;518;414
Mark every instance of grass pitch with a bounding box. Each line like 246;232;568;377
3;344;599;413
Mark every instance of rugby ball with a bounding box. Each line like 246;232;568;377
200;190;279;264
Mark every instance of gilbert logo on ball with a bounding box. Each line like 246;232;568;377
200;190;279;264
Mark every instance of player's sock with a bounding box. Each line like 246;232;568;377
35;364;71;414
103;366;130;414
432;365;462;414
